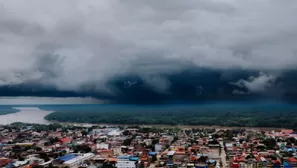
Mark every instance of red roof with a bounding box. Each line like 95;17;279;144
98;149;112;153
233;156;245;162
60;137;71;143
175;151;186;155
231;163;240;168
255;156;262;162
192;146;200;149
0;159;13;167
288;157;297;163
281;129;294;135
190;155;197;161
272;160;280;165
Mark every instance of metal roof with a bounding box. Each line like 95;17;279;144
149;152;157;155
129;157;139;161
57;154;77;162
167;151;176;156
117;155;131;159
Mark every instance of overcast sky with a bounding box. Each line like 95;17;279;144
0;0;297;99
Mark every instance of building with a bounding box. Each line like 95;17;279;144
287;157;297;167
154;144;163;152
97;143;109;150
116;156;138;168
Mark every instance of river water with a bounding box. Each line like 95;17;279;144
0;107;53;125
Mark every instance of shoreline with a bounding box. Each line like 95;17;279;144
47;120;282;131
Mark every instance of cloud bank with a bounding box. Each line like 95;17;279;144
0;0;297;103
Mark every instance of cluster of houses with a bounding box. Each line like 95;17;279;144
225;129;297;168
1;123;297;168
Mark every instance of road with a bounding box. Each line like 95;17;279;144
220;142;228;168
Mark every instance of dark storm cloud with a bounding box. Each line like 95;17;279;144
1;68;297;103
0;0;297;102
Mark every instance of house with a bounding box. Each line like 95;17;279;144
287;157;297;167
59;137;72;144
255;156;267;168
0;158;13;167
271;160;281;168
97;143;109;150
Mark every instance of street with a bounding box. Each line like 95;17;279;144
220;142;227;168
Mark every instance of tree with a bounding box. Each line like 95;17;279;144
224;130;233;140
172;136;178;143
35;146;42;151
19;156;25;161
39;152;50;162
32;166;44;168
263;138;276;150
165;144;170;149
81;130;88;136
256;145;266;152
152;139;159;145
122;138;132;146
151;155;157;162
74;144;92;153
122;130;130;136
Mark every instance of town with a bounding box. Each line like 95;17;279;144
0;123;297;168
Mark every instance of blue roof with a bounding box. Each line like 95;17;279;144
284;162;292;168
129;157;139;161
57;154;77;162
208;160;216;163
6;162;15;168
118;156;131;159
284;147;296;152
167;160;174;165
149;152;157;155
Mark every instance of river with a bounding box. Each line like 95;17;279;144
0;107;53;125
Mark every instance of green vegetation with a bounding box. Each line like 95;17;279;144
262;138;277;150
44;104;297;128
0;106;19;115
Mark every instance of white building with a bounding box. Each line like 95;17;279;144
97;143;109;149
92;128;121;136
116;156;138;168
155;144;163;152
